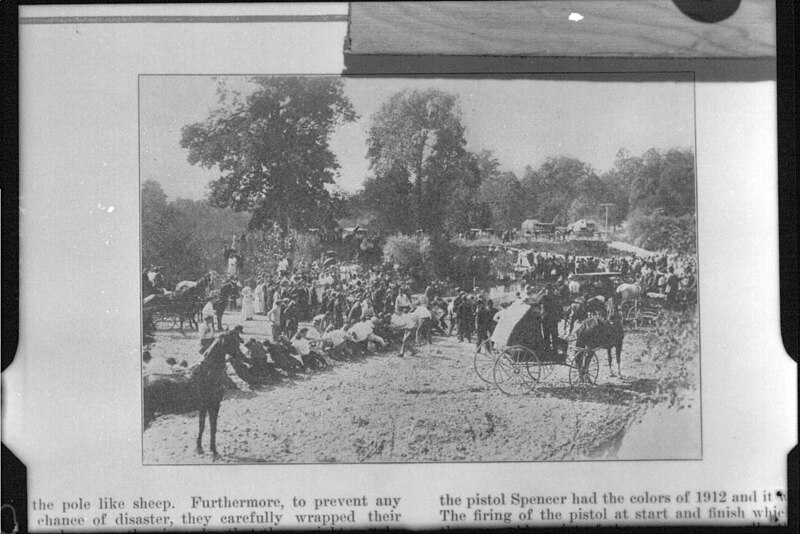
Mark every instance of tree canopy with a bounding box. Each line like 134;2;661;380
366;88;467;234
141;180;249;285
180;77;356;233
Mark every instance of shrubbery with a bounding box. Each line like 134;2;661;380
627;211;697;254
382;233;432;285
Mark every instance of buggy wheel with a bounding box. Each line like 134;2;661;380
538;357;557;381
473;339;498;384
568;349;599;388
492;346;539;396
625;307;641;330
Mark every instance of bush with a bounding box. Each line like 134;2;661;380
382;233;432;284
626;211;697;254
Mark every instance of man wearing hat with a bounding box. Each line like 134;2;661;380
474;298;496;352
456;294;475;343
449;290;464;336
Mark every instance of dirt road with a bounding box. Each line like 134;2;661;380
142;311;698;464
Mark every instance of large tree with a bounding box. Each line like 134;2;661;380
610;147;695;217
366;88;467;233
141;180;203;286
180;77;356;233
521;156;600;225
478;171;528;231
361;163;416;235
170;197;250;273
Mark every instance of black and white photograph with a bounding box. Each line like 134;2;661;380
9;2;793;530
140;74;701;464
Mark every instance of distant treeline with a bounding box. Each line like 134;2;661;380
144;78;696;284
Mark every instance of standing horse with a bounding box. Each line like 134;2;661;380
191;330;242;457
574;315;625;377
174;281;210;332
143;329;242;458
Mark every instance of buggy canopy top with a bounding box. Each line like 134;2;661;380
490;303;545;352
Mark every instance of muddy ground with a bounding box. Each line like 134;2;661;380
142;311;699;464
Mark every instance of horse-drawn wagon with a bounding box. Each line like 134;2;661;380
473;301;600;395
622;292;665;329
143;290;207;332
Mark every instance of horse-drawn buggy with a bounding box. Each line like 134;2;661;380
143;292;206;332
473;301;601;395
142;272;223;332
622;292;665;329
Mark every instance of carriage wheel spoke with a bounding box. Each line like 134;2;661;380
569;349;599;388
493;347;537;395
474;340;498;384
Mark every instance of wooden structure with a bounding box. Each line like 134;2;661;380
344;1;775;79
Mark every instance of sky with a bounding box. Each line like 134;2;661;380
139;75;695;201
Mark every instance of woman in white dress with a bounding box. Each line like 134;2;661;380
254;279;266;314
241;283;255;321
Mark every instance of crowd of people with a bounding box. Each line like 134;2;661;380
518;250;697;306
143;240;698;386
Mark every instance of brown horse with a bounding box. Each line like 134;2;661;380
143;329;242;458
574;314;625;377
174;281;209;332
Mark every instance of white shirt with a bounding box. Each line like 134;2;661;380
412;305;431;320
291;337;311;356
199;322;215;341
323;329;348;347
349;321;374;342
267;303;281;324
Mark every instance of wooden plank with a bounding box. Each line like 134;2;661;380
346;1;775;58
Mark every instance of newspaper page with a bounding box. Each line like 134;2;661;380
4;2;795;531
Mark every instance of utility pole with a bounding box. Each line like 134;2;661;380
600;203;615;237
